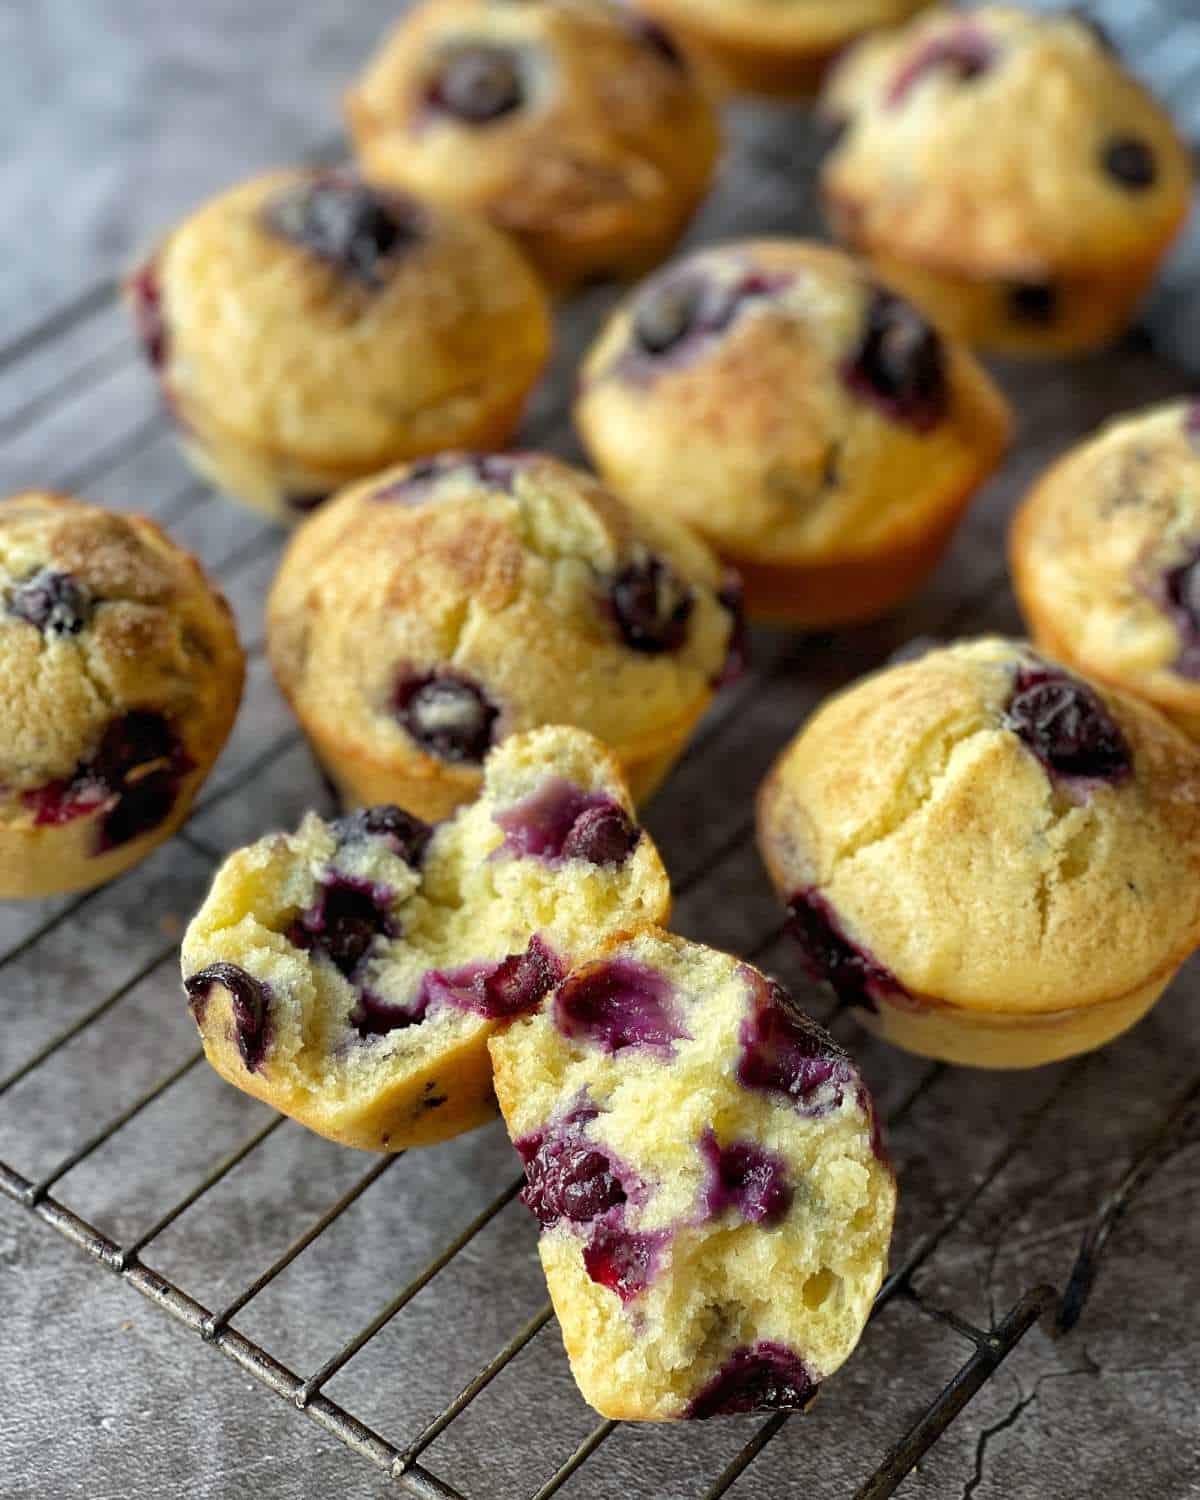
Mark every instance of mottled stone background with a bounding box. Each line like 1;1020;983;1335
1;4;1199;1499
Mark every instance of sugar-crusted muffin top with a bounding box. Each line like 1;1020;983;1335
758;637;1200;1014
577;240;1009;562
267;453;738;768
0;491;242;813
129;168;550;477
182;726;671;1098
821;6;1192;276
490;926;895;1418
1013;401;1200;712
347;0;718;237
636;0;930;52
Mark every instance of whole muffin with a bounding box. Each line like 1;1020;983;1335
757;638;1200;1069
820;6;1193;355
490;926;896;1420
0;493;244;899
268;452;741;822
627;0;932;96
344;0;720;289
575;240;1010;626
125;168;551;524
1012;400;1200;741
182;727;670;1151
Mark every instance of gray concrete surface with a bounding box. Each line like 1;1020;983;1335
1;4;1199;1498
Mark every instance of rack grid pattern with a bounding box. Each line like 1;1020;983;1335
4;7;1200;1494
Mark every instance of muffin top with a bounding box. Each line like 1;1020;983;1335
758;637;1200;1014
1013;401;1200;718
182;726;671;1096
635;0;931;53
820;6;1192;277
346;0;718;254
491;925;895;1418
127;168;550;478
0;492;243;833
577;240;1009;563
268;453;738;775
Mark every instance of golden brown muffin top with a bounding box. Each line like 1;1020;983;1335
267;453;738;774
0;491;243;806
635;0;931;53
758;637;1200;1014
577;239;1010;563
129;168;550;477
821;6;1192;277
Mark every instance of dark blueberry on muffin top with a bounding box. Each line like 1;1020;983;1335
842;288;947;432
332;804;432;864
609;554;694;654
429;43;526;123
267;176;419;288
1102;137;1157;191
6;568;91;636
1009;281;1059;326
1006;664;1132;782
393;670;499;763
887;23;996;107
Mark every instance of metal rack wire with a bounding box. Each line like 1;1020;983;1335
4;4;1200;1487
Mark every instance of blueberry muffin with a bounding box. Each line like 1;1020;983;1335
1011;400;1200;741
125;168;551;524
757;638;1200;1069
182;727;670;1150
490;927;895;1420
575;241;1010;626
267;452;742;822
820;6;1193;355
0;493;243;899
344;0;720;290
628;0;932;96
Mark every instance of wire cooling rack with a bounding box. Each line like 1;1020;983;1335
3;7;1200;1497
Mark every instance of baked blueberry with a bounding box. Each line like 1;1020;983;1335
842;288;947;432
610;554;695;653
394;671;499;764
1006;663;1132;783
1102;136;1157;191
429;43;525;123
266;175;418;288
785;891;907;1014
686;1344;818;1419
185;963;272;1073
6;569;91;636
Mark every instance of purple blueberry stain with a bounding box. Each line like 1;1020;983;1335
786;890;908;1016
394;669;499;764
374;452;525;504
841;287;947;433
609;554;694;654
516;1104;631;1228
494;777;639;866
686;1343;819;1419
6;569;91;636
25;710;193;851
554;958;688;1055
128;260;167;371
1005;663;1132;783
266;175;421;289
287;876;396;979
427;43;526;124
1157;543;1200;678
700;1130;793;1228
886;22;997;107
737;970;858;1111
582;1225;670;1303
185;963;272;1074
332;804;433;865
348;987;429;1039
421;934;563;1020
1102;137;1157;191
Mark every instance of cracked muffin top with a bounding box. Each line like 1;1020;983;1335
575;240;1009;566
267;452;739;796
128;168;550;481
0;491;243;829
344;0;720;286
820;6;1192;278
757;637;1200;1015
1012;400;1200;739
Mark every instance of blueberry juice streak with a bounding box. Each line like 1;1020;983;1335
420;934;563;1020
494;777;640;865
553;958;688;1055
185;962;272;1073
